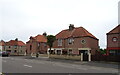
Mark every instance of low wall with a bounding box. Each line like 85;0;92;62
49;55;81;61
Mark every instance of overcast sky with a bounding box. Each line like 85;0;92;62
0;0;120;48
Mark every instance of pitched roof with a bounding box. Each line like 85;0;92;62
107;25;120;34
6;40;25;46
18;41;26;46
56;26;98;40
30;35;47;42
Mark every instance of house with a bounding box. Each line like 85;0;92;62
26;33;47;55
106;25;120;55
0;40;6;51
48;24;99;61
5;38;26;55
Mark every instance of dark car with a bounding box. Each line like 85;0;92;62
0;51;10;57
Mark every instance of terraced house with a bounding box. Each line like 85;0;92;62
26;33;47;55
49;24;99;61
106;25;120;55
2;38;26;55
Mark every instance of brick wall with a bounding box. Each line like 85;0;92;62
107;34;120;48
26;40;47;54
53;37;99;55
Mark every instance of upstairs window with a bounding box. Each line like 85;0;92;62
38;43;40;47
44;43;47;47
30;45;32;51
112;37;117;42
68;38;74;45
58;39;62;46
14;45;17;49
81;39;86;44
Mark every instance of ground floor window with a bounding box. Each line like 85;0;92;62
7;50;11;52
20;50;22;52
57;50;61;55
49;50;54;54
14;50;17;53
109;50;120;55
62;50;67;55
68;49;72;55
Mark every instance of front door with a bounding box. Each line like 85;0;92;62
79;50;88;61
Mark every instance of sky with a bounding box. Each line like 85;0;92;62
0;0;120;48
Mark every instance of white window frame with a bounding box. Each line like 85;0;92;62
68;38;74;45
58;39;62;46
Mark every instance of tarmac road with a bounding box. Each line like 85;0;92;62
2;56;119;74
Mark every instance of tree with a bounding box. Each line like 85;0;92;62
99;48;106;55
47;35;56;54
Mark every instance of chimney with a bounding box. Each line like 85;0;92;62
69;24;74;31
43;32;47;36
15;38;18;41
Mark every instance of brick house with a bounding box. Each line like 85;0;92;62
0;40;6;51
4;38;26;55
106;25;120;55
48;24;99;61
26;33;47;55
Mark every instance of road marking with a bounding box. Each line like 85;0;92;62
24;65;32;68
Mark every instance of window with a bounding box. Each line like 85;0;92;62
9;46;11;48
30;45;32;51
112;37;117;42
19;46;22;48
14;50;17;53
7;50;11;52
81;39;86;44
57;50;61;55
14;45;17;49
44;43;46;46
38;43;40;47
109;50;116;55
68;49;72;55
68;38;74;45
58;39;62;46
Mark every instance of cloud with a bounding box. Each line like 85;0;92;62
0;0;119;48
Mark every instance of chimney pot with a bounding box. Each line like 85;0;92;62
69;24;74;31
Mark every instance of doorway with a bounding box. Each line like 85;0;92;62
79;50;88;61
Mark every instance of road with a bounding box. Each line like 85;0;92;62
2;56;119;74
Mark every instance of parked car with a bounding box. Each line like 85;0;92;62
0;51;10;57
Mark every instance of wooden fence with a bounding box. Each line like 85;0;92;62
91;55;120;62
